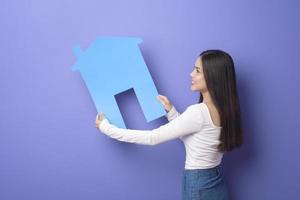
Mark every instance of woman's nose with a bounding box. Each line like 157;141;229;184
191;68;197;75
190;70;194;77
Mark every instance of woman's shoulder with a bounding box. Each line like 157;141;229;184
188;103;206;110
182;103;209;125
185;103;207;116
187;103;211;119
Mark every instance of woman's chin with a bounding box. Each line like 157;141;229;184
190;85;195;91
191;85;200;92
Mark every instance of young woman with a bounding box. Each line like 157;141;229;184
95;50;243;200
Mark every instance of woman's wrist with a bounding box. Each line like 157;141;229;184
167;105;174;112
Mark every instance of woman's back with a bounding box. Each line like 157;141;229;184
167;103;223;169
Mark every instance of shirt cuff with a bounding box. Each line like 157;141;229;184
166;105;178;120
99;118;109;132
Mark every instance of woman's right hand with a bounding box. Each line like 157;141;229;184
156;94;173;112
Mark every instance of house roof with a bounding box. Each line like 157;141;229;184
72;36;143;71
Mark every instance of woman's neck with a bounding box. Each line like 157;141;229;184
202;91;214;105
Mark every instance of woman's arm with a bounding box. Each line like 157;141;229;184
166;105;181;121
166;105;184;140
98;105;203;146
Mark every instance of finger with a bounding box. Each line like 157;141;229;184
158;98;165;105
160;96;168;103
100;113;105;119
96;114;101;122
157;94;165;99
157;95;166;102
98;112;103;120
158;95;165;99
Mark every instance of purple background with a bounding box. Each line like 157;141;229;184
1;0;299;199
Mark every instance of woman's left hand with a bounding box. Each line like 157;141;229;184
95;112;106;129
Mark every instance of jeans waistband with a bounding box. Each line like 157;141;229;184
184;164;223;176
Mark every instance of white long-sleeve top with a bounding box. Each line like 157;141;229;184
99;103;223;169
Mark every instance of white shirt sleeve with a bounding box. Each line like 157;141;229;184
165;105;184;140
166;105;181;121
99;105;204;146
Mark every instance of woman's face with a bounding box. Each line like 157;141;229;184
190;57;208;92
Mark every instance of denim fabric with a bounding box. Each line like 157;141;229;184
182;165;229;200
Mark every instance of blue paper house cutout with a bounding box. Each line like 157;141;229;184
72;36;166;128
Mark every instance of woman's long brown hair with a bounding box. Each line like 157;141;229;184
198;50;243;152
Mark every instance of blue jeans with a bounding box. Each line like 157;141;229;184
182;165;229;200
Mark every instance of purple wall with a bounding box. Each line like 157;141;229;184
1;0;299;199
